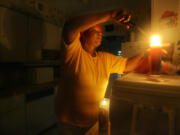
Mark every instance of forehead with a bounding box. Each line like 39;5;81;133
89;25;102;32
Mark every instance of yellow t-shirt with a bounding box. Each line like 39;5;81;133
55;34;127;127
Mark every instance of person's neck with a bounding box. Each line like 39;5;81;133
83;44;96;57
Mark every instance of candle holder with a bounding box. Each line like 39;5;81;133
99;98;110;135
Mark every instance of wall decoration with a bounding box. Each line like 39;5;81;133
159;10;178;28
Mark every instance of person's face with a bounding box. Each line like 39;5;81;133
85;26;102;49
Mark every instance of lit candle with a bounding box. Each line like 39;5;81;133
99;98;110;135
149;35;162;74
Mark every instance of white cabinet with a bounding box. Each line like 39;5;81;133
0;7;28;62
0;108;26;135
0;87;57;135
26;88;56;135
0;94;26;135
111;73;180;135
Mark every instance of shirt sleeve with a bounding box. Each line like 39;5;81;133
62;33;82;53
106;53;127;74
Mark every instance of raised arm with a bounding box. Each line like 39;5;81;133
62;11;111;45
62;9;131;45
124;53;145;73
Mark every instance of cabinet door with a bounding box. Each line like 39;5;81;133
0;108;26;135
26;88;56;135
0;7;28;62
0;94;26;135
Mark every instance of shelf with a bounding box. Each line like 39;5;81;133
24;60;60;67
0;80;59;98
0;60;60;68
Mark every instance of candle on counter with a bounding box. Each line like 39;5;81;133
149;35;162;74
99;98;110;135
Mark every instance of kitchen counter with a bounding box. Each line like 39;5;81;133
110;72;180;135
113;72;180;100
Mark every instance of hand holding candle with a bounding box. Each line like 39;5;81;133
99;98;110;135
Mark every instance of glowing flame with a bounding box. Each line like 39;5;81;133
101;100;107;106
99;98;109;109
150;35;162;47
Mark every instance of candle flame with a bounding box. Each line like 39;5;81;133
99;98;109;109
150;35;162;47
101;100;107;106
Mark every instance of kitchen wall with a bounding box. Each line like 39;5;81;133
151;0;179;42
0;0;151;62
151;0;180;65
0;6;62;62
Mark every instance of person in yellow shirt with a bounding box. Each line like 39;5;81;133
55;9;145;135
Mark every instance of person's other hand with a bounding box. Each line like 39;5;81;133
161;61;177;75
134;52;150;74
110;9;131;29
